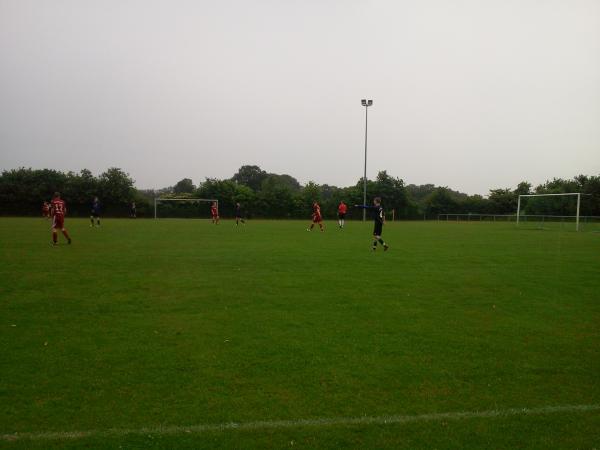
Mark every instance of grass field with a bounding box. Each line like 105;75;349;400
1;217;599;449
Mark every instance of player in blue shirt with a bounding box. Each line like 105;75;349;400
90;197;101;227
235;203;246;225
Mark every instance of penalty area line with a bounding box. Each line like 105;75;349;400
2;404;599;442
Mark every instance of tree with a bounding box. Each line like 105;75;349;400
98;168;135;205
372;171;415;218
173;178;195;194
514;181;532;196
406;183;467;217
294;181;320;218
488;188;516;213
406;184;436;205
424;187;459;216
462;194;490;214
231;165;268;191
196;178;258;217
268;174;301;192
257;175;296;218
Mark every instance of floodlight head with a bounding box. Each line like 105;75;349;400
367;100;373;106
361;99;367;106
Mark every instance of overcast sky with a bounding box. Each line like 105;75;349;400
1;0;599;195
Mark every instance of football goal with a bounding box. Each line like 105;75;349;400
516;193;593;231
154;198;218;219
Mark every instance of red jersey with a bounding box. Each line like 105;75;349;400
211;205;218;217
51;199;66;217
50;199;66;229
312;203;322;222
338;203;347;214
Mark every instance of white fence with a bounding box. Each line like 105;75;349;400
437;213;600;224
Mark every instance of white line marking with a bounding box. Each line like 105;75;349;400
2;404;599;442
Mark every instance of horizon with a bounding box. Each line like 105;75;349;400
2;164;595;199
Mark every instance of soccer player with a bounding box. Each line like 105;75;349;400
130;201;137;218
90;197;101;227
235;202;246;225
337;201;348;228
355;197;389;251
42;201;50;219
211;201;220;224
50;192;71;246
307;201;324;232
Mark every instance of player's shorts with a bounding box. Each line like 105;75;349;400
373;222;383;236
312;215;322;223
52;215;65;229
338;212;346;219
91;212;100;218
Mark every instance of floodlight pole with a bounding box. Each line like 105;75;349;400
361;99;373;221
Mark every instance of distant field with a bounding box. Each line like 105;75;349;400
1;218;599;449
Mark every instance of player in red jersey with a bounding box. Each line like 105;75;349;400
337;201;348;229
50;192;72;245
210;201;220;224
307;201;324;232
42;201;51;219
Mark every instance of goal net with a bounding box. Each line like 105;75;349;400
516;193;597;231
154;198;218;219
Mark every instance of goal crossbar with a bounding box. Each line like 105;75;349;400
154;198;218;219
517;193;591;231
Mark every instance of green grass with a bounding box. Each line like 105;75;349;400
1;218;599;449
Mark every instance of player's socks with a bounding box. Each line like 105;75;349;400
372;240;378;251
377;238;389;251
52;231;58;244
62;229;71;243
90;216;94;227
97;220;100;226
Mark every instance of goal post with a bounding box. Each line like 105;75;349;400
154;198;218;219
516;193;589;231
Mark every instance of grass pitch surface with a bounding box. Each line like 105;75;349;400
1;218;599;449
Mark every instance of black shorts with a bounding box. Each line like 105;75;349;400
91;212;100;218
338;213;346;219
373;222;383;236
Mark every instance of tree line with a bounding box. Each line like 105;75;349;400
1;165;599;218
